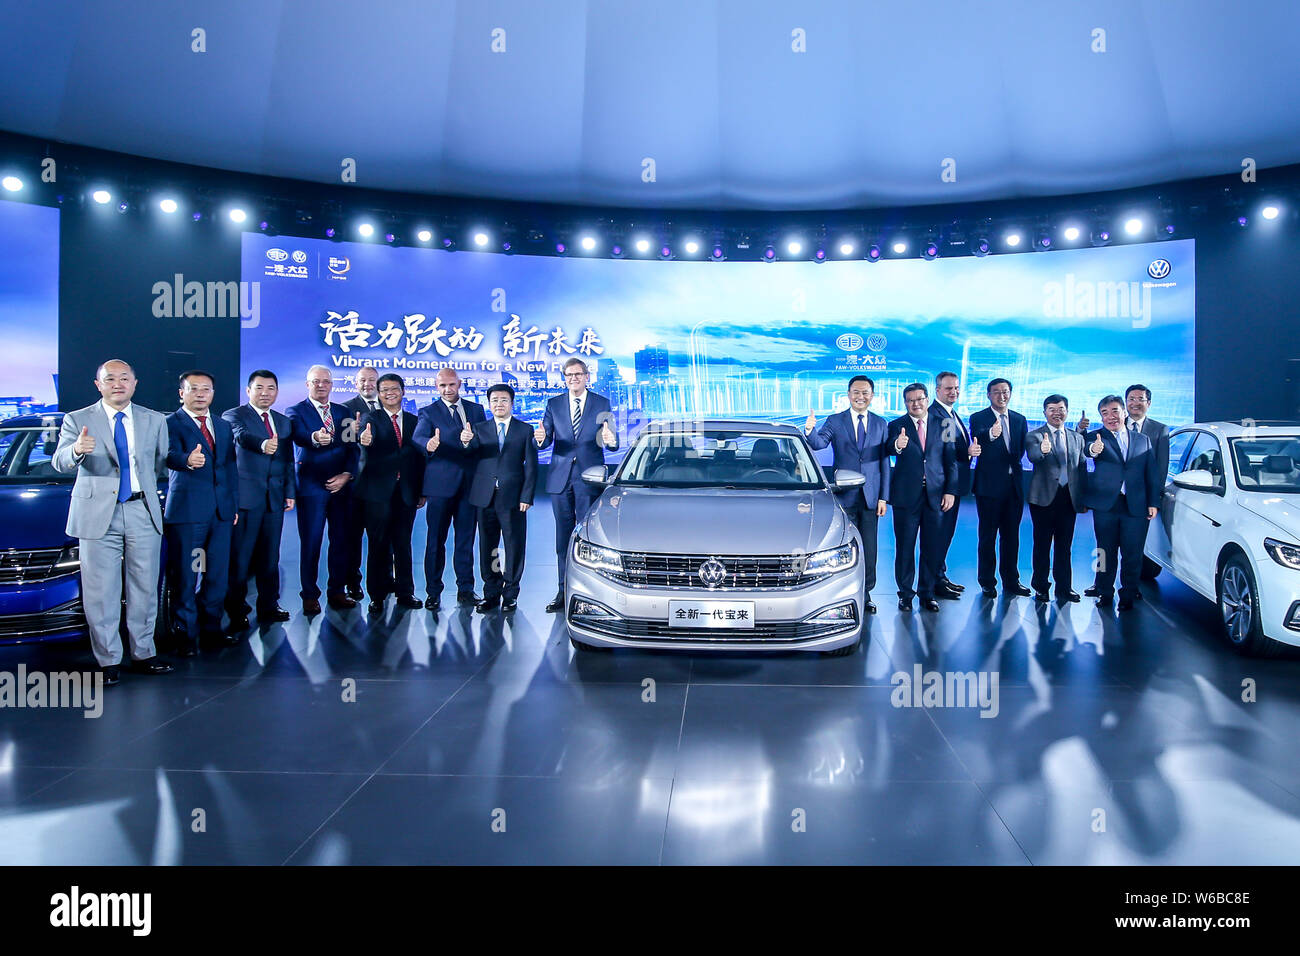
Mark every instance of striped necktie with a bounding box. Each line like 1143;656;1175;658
571;397;582;437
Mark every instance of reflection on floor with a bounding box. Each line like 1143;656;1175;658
2;496;1299;864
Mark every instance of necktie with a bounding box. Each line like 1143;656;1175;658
320;404;333;433
999;413;1009;451
916;417;926;450
855;414;865;449
261;411;274;438
198;415;215;452
392;413;402;446
572;397;582;437
114;411;131;502
497;420;507;448
1131;420;1140;434
1055;429;1067;485
450;403;463;429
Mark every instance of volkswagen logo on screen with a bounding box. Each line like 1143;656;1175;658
836;333;864;351
266;248;288;262
291;250;308;263
866;333;888;351
698;558;727;589
1148;258;1171;279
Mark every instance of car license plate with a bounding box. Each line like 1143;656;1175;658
668;599;755;628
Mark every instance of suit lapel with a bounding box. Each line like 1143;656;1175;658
93;404;119;468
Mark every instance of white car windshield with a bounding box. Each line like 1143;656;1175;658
618;429;824;488
1230;437;1300;494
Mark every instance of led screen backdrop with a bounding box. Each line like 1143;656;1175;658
0;201;59;415
240;234;1194;457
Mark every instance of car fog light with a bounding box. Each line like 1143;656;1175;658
571;598;615;618
805;602;858;624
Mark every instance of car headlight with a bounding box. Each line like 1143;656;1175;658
801;541;858;575
574;538;623;573
54;545;80;571
1264;538;1300;570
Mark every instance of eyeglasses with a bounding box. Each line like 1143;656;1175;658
564;371;588;379
378;388;403;396
306;379;331;386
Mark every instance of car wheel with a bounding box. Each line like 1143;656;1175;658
822;636;861;658
1218;556;1281;657
569;633;611;652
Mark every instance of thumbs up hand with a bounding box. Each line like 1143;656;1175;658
601;420;615;447
461;421;475;445
804;410;816;434
1089;433;1104;457
534;423;546;446
263;435;278;455
1077;412;1090;433
187;443;206;469
990;417;1003;440
73;425;95;456
426;428;441;453
313;425;332;446
1040;431;1053;455
968;436;982;457
894;430;909;453
360;422;373;447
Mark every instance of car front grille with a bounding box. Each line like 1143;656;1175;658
610;552;810;590
571;612;858;645
0;548;71;585
0;599;85;638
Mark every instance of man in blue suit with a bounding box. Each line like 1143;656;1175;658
930;371;981;598
288;364;360;614
1081;395;1161;610
535;356;618;612
164;370;239;654
888;383;958;611
805;375;891;614
412;368;486;611
222;369;295;631
968;378;1031;598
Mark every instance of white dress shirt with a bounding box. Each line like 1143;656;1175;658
98;399;142;494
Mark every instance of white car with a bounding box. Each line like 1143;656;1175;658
1145;420;1300;656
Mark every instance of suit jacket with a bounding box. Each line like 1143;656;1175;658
411;397;487;497
164;409;239;523
288;398;360;497
464;417;538;509
355;409;425;507
930;402;974;496
1081;428;1162;515
969;407;1028;499
805;408;892;507
539;390;618;494
887;411;957;510
52;401;168;538
1129;417;1170;481
222;404;296;511
345;394;381;421
1025;424;1088;510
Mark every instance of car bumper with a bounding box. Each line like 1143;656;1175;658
564;559;863;652
1254;556;1300;646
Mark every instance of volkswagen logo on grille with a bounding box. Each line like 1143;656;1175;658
698;558;727;588
1148;258;1171;279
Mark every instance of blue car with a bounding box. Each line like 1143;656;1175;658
0;413;169;644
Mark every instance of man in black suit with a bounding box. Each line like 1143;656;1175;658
356;373;426;613
968;378;1031;598
1025;394;1088;603
1081;395;1162;610
222;369;295;630
930;371;982;598
411;368;486;611
341;365;381;601
887;383;957;612
463;383;537;613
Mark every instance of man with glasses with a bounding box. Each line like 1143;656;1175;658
969;378;1031;598
340;365;381;602
930;371;981;598
535;357;618;613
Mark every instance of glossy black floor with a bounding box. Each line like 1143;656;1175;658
3;497;1300;865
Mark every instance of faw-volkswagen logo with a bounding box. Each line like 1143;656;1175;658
866;333;887;351
836;333;863;351
698;558;727;588
266;248;288;261
1148;259;1171;279
291;250;307;263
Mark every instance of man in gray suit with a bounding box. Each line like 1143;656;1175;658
1025;394;1088;603
52;359;175;685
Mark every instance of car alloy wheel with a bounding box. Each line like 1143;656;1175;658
1220;563;1253;645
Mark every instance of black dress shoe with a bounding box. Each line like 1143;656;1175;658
921;598;941;612
501;599;518;612
456;591;479;605
425;595;442;611
303;599;322;615
367;601;384;615
1118;598;1135;611
102;665;121;686
346;585;365;601
1034;591;1050;603
898;598;913;611
227;616;250;633
327;595;358;610
1083;585;1100;597
396;595;423;610
476;596;500;613
131;657;174;675
1007;584;1032;597
941;580;966;592
981;587;998;598
936;584;962;600
1096;595;1114;608
865;601;878;614
544;594;565;613
1059;591;1082;603
259;605;292;623
204;630;240;647
175;641;199;658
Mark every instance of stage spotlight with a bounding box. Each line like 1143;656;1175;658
972;238;990;257
555;241;567;255
259;220;270;231
683;239;700;255
1004;232;1021;247
1124;217;1143;235
117;201;130;214
474;232;490;247
762;246;776;261
1;176;22;192
1163;223;1176;235
867;244;882;261
191;212;203;222
711;246;725;260
838;241;855;257
786;240;803;256
502;241;514;254
443;237;457;251
228;208;247;223
659;245;673;260
1237;216;1248;227
922;241;938;260
325;227;337;239
416;228;432;243
610;243;624;258
814;247;827;262
579;235;597;252
634;237;651;254
357;222;374;238
385;233;395;243
1091;228;1110;246
1262;205;1280;220
91;189;112;205
1037;234;1052;249
891;240;907;255
1062;225;1080;242
159;198;179;214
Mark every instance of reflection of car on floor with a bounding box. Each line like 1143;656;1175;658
565;420;865;655
0;414;169;645
1145;420;1300;656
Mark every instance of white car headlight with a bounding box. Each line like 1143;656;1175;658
574;538;623;573
1264;538;1300;570
801;541;858;575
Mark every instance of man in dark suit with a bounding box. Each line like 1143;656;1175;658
464;383;537;613
535;356;618;612
968;378;1031;598
356;373;426;613
412;368;486;611
1081;395;1162;610
930;371;981;598
887;383;957;612
341;365;380;601
222;369;295;630
804;375;891;614
164;370;240;654
1025;394;1088;603
288;364;360;614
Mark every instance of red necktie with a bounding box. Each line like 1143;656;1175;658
391;413;402;447
198;415;215;451
262;412;274;438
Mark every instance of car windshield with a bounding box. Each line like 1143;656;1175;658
1230;436;1300;494
616;428;824;488
0;421;69;484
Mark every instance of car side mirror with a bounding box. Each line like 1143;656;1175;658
832;468;866;489
581;464;610;486
1172;469;1216;491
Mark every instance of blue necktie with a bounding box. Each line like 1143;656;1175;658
497;420;506;448
855;413;865;450
114;411;131;502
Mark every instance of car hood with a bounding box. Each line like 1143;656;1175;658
1236;492;1300;542
581;485;849;554
0;483;74;550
